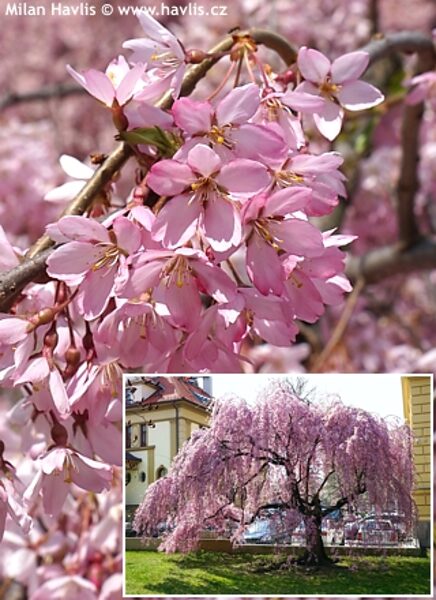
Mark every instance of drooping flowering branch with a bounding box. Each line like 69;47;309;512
0;31;433;316
0;28;297;312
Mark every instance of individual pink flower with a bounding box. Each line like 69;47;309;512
14;356;71;419
24;436;112;518
254;88;325;148
405;71;436;105
123;13;186;99
148;144;270;251
172;83;287;161
180;304;245;372
120;248;237;332
237;288;300;346
67;55;146;108
46;215;142;319
242;188;324;295
96;299;177;370
273;151;347;216
296;48;384;140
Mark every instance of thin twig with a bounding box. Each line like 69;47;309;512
310;277;365;372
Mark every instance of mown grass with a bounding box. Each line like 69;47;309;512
124;550;431;595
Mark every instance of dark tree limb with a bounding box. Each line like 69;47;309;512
346;239;436;284
0;82;85;111
363;31;435;68
364;32;436;246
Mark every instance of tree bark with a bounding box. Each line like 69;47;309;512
298;516;331;566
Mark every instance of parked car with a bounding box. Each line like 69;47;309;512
243;518;292;544
356;519;399;545
361;512;408;542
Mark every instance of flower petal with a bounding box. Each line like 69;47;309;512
67;66;114;107
116;63;146;105
172;98;213;134
78;265;117;319
59;155;94;179
46;241;103;281
147;160;195;195
49;369;71;418
203;194;242;252
298;47;331;83
337;81;384;111
57;215;111;243
187;144;221;177
246;236;284;296
313;101;344;141
270;219;324;257
152;194;200;248
331;51;369;84
216;83;260;125
217;159;269;196
112;216;141;255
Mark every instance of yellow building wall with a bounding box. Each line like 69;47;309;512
126;400;210;507
401;376;431;522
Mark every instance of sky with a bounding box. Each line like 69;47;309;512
211;374;405;420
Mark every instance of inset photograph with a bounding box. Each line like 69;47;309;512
123;374;432;596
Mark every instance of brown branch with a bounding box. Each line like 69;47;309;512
0;82;85;111
0;250;52;308
365;33;436;246
346;239;436;284
362;31;436;67
310;277;365;373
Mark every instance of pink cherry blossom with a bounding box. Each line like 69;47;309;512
296;48;384;140
172;84;287;161
121;248;237;331
67;55;146;108
242;187;324;295
148;144;270;251
123;13;186;99
24;440;112;518
44;155;96;204
46;215;142;319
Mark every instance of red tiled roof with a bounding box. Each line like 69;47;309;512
138;377;212;408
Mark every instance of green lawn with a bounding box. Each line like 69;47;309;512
125;550;431;595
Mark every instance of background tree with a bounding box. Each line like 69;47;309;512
134;381;415;566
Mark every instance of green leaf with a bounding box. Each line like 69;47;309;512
119;127;180;157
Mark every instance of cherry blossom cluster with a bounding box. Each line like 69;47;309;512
26;15;385;374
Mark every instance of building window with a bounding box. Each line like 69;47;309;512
156;466;167;479
140;471;146;483
126;425;132;448
140;423;147;447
